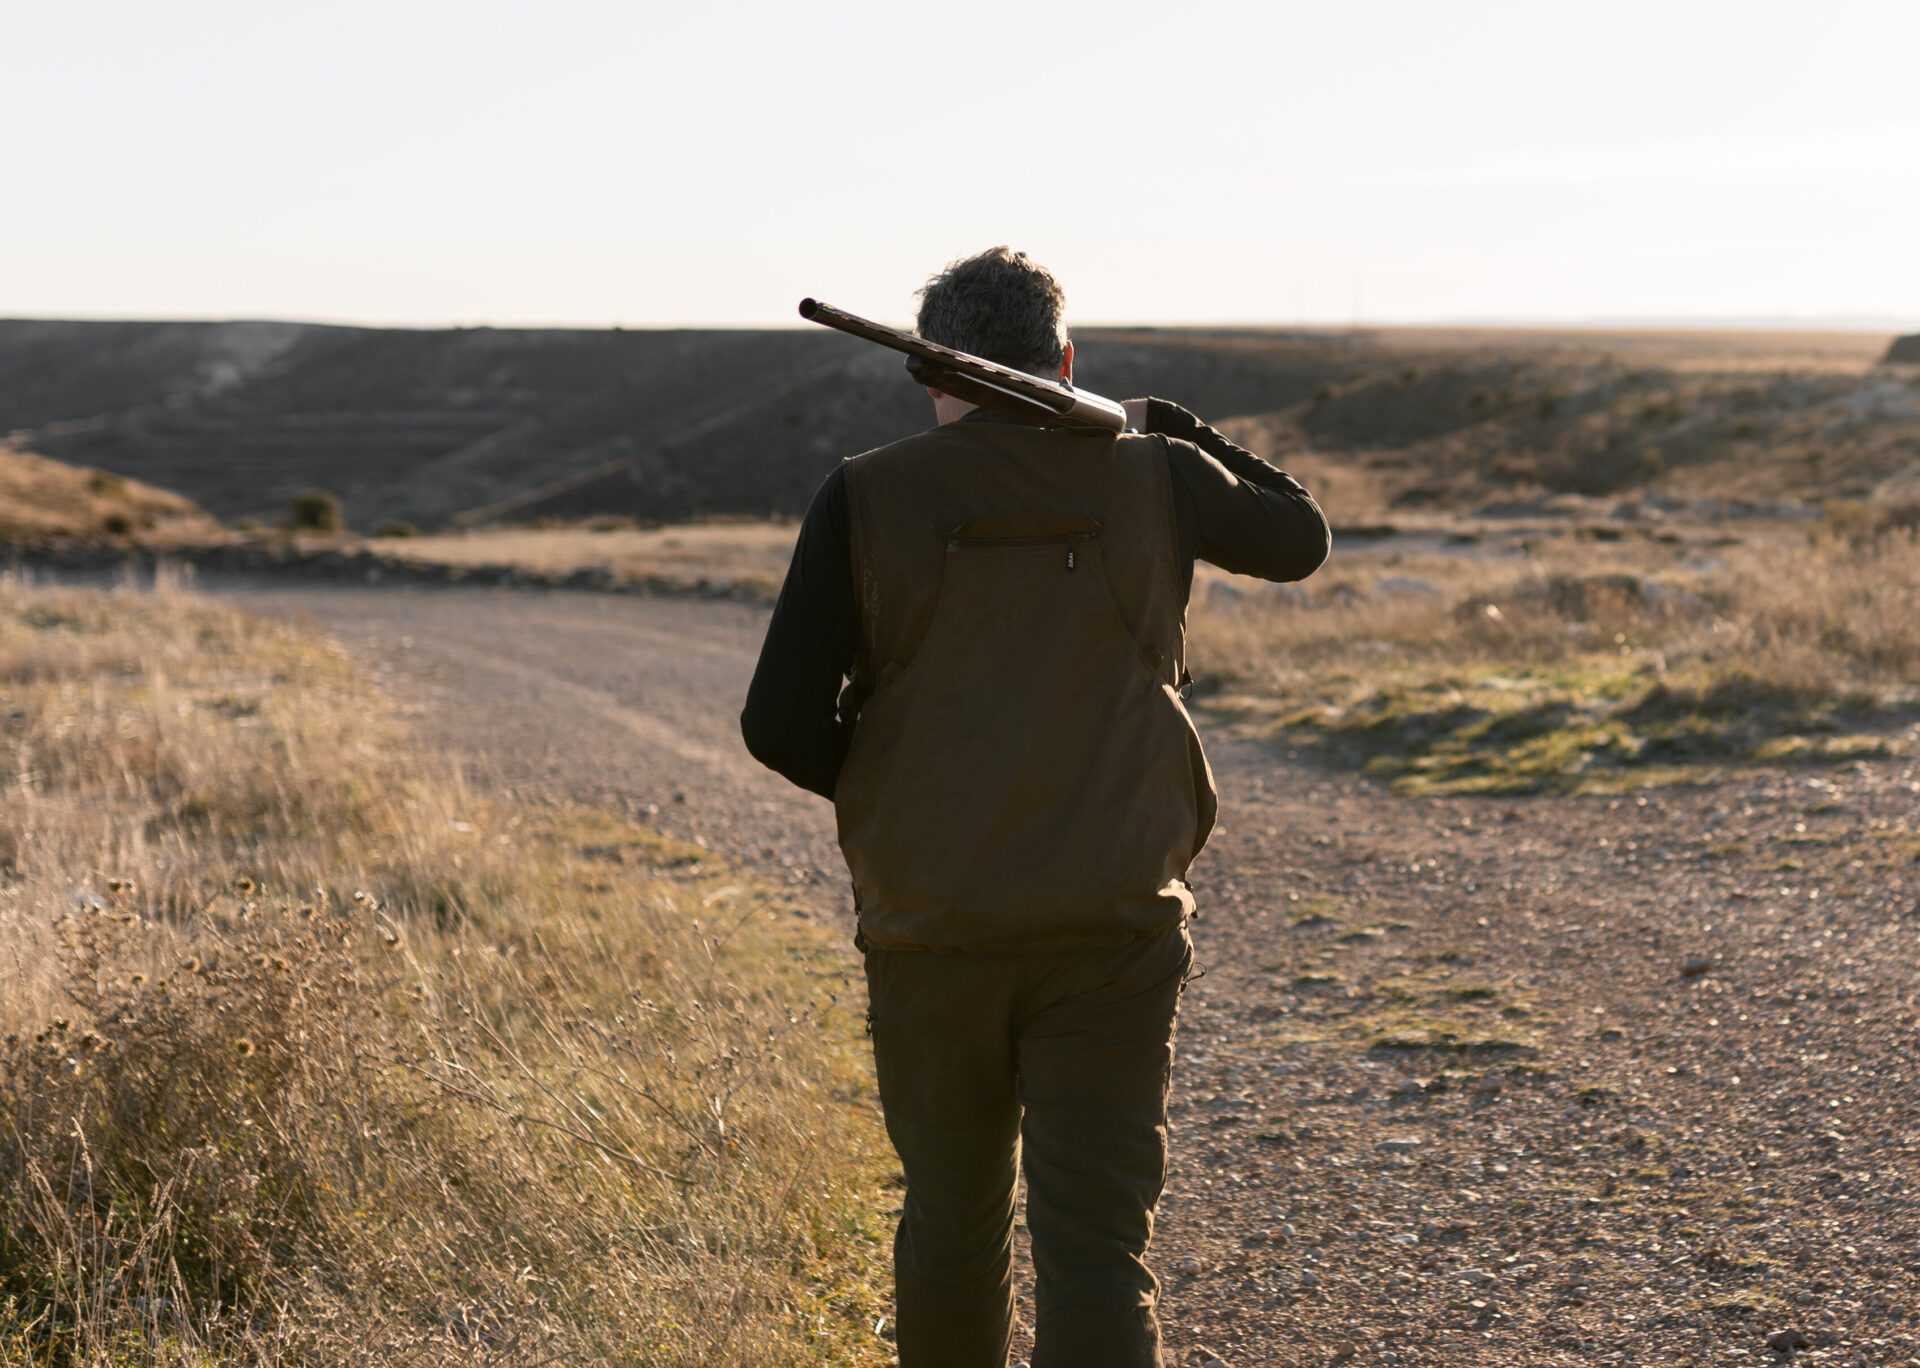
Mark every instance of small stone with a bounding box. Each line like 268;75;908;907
1276;1223;1298;1241
1474;1074;1504;1094
1299;1270;1321;1288
1767;1327;1811;1353
1175;1256;1206;1276
1460;1268;1497;1285
1376;1137;1422;1153
1331;1343;1358;1362
1679;954;1715;978
1392;1077;1427;1097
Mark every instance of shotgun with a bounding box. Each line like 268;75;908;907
798;298;1129;434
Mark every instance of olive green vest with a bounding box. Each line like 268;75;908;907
835;412;1218;951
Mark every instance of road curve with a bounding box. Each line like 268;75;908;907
219;584;844;883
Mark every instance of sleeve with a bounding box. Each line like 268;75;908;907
1145;397;1330;584
739;465;858;799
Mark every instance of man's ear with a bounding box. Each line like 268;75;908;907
1059;341;1074;385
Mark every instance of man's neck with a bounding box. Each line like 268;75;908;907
933;392;978;425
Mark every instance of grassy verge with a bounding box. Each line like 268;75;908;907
1190;529;1920;794
0;575;891;1366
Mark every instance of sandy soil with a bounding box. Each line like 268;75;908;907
223;584;1920;1368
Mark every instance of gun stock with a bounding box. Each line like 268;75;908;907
798;297;1127;434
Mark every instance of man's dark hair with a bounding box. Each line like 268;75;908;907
915;246;1068;376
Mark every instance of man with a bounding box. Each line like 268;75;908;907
742;247;1327;1368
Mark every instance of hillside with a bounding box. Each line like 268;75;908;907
3;319;1911;532
0;440;220;544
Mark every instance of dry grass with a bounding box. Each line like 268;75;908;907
0;574;891;1366
1190;529;1920;794
0;445;220;546
362;520;799;597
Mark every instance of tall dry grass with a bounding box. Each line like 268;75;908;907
0;573;891;1365
1189;530;1920;791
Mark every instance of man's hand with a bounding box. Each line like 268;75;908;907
1121;398;1149;432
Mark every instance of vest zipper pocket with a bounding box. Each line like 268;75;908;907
944;530;1097;576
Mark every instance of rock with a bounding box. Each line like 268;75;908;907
1376;1137;1422;1153
1174;1256;1206;1276
1392;1077;1426;1098
1277;1223;1298;1241
1460;1268;1497;1285
1885;334;1920;364
1298;1269;1321;1287
1473;1073;1504;1094
1679;955;1715;978
1766;1327;1811;1353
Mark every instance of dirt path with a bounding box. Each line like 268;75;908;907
227;584;841;882
228;584;1920;1368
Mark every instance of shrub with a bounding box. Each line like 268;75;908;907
374;519;420;538
287;489;343;534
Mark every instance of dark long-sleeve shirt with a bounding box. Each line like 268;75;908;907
741;398;1329;798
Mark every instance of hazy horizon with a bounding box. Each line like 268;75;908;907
7;0;1917;330
5;312;1916;335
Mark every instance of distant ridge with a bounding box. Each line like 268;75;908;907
2;319;1907;531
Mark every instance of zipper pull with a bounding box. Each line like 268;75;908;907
1065;548;1076;571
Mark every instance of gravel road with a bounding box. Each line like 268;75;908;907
229;584;1920;1368
226;584;841;880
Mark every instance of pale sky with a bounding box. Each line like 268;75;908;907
5;0;1918;328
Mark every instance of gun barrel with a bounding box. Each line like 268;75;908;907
798;297;1126;434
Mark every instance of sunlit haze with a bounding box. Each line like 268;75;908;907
7;0;1918;328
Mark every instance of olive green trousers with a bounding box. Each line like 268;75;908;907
863;925;1192;1368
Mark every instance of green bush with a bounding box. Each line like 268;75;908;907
287;489;344;534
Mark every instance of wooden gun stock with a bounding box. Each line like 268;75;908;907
798;297;1128;434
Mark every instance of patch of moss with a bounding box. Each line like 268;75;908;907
1245;657;1912;795
1364;1016;1535;1056
1691;1287;1788;1319
1290;893;1346;927
1442;982;1502;1001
